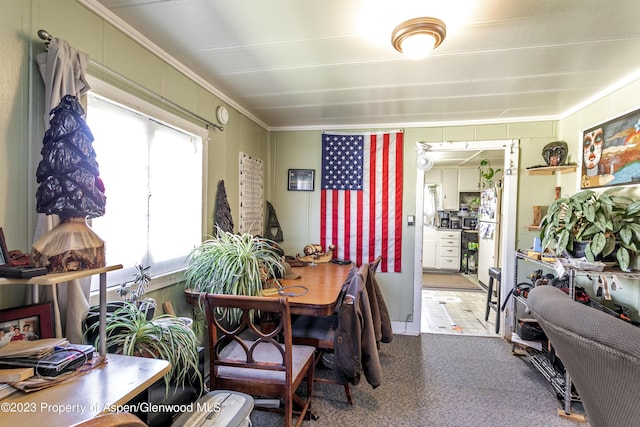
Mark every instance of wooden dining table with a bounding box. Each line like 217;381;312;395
275;262;352;316
184;262;353;317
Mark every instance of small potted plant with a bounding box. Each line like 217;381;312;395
86;302;203;396
184;226;285;323
479;159;502;190
539;188;640;271
115;264;156;319
84;264;156;343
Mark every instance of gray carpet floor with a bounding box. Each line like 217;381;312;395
249;334;588;426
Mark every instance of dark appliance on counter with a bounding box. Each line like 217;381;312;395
462;217;477;230
450;217;461;229
438;210;450;228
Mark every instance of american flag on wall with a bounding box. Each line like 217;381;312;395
320;132;403;273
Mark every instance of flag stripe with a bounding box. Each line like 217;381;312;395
394;132;404;271
368;134;376;267
320;132;403;272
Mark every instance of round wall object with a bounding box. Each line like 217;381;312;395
216;106;229;125
417;153;434;171
542;140;568;166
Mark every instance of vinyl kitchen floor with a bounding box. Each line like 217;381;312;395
421;284;499;337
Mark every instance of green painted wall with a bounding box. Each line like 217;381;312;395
0;0;269;309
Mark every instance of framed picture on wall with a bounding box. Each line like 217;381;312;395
581;107;640;188
288;169;315;191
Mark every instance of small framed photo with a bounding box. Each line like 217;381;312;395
0;302;54;346
288;169;315;191
0;228;9;267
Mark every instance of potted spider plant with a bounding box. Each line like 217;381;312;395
85;302;203;396
184;226;285;323
85;264;157;345
115;263;156;319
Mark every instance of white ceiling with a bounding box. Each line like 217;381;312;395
89;0;640;133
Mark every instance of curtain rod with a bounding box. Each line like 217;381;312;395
37;29;224;132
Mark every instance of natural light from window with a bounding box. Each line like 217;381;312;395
86;92;204;291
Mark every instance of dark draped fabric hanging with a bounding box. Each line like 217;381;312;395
265;201;283;242
214;180;234;234
33;37;92;343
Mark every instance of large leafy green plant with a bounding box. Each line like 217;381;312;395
86;303;202;396
539;188;640;271
184;227;284;322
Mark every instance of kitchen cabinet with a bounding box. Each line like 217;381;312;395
438;230;461;270
442;168;458;210
458;167;480;191
423;168;442;184
423;229;461;271
422;228;438;269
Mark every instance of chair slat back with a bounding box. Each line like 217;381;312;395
204;294;292;374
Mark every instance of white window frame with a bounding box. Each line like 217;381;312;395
86;77;208;302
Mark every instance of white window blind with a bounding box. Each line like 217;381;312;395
86;93;203;290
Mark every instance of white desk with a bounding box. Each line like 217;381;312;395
0;265;123;355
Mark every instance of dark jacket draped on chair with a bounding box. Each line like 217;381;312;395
334;264;392;388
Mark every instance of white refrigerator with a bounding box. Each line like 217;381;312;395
477;186;502;287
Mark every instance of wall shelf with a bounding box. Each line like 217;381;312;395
526;165;577;176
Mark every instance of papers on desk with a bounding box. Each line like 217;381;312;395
0;383;18;400
0;338;69;358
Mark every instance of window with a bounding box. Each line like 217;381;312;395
86;92;204;291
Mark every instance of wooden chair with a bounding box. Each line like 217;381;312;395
203;293;315;427
290;264;370;405
70;413;147;427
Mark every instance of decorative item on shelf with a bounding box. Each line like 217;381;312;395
542;140;568;166
295;244;336;263
32;95;107;273
539;188;640;271
532;206;547;227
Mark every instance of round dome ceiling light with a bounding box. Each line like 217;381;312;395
391;17;447;60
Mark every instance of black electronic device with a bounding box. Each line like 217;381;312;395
0;265;48;279
330;258;352;265
0;344;94;377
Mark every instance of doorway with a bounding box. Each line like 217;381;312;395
413;140;519;337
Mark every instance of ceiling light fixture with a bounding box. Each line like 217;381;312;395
391;17;446;60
